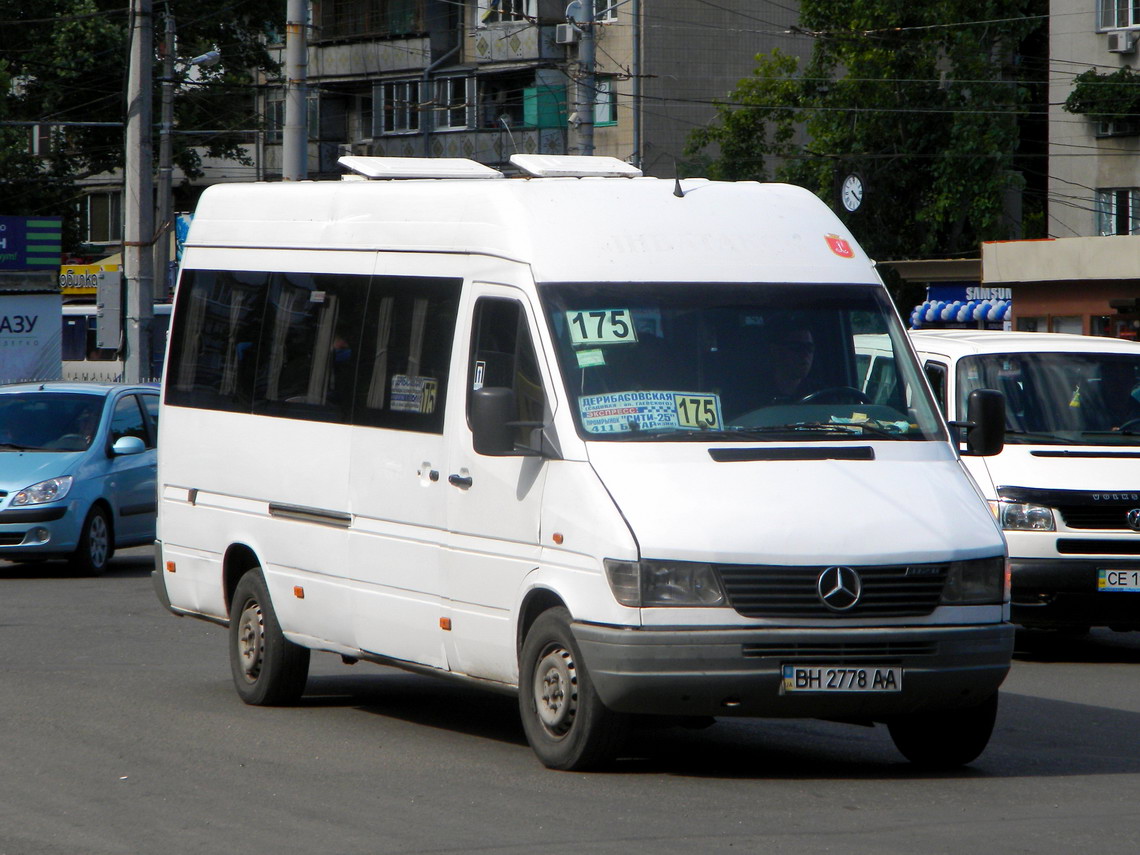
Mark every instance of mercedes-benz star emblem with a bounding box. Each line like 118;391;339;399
1128;508;1140;532
817;566;863;612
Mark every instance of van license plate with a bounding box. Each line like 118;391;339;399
782;665;902;693
1098;569;1140;592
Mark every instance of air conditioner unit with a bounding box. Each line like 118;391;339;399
1107;30;1137;54
556;23;580;45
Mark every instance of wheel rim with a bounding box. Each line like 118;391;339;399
87;514;109;568
532;643;579;738
236;599;265;684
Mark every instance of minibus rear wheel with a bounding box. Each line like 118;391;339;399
229;569;310;705
519;607;628;771
886;692;998;769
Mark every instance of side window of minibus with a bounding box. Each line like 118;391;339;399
924;361;948;416
469;298;545;445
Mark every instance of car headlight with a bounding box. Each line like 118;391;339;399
604;558;727;607
989;500;1056;531
12;476;73;506
940;556;1008;605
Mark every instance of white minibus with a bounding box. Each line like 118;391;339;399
912;330;1140;634
154;155;1012;770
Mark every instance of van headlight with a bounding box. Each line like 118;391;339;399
940;556;1008;605
12;476;73;506
604;559;727;607
989;500;1055;531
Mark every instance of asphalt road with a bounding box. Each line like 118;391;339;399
2;545;1139;855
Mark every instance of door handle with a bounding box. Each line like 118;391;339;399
448;473;473;489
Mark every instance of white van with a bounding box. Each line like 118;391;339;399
153;155;1012;770
912;330;1140;634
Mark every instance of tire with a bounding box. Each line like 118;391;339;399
70;506;113;576
229;569;310;706
887;693;999;769
518;607;628;771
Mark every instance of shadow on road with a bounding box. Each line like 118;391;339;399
1014;627;1140;664
291;644;1140;780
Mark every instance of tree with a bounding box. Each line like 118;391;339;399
686;1;1047;262
0;0;283;253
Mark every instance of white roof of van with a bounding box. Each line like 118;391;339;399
910;329;1140;357
185;174;880;285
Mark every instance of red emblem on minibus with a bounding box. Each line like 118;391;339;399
825;234;855;258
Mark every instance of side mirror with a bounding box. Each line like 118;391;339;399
111;435;146;456
471;387;545;457
471;387;517;456
961;388;1005;457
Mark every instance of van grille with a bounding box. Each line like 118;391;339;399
718;563;948;619
1057;505;1139;530
1057;539;1140;556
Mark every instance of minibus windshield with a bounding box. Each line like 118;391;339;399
956;351;1140;445
540;282;945;442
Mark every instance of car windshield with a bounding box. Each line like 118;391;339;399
539;282;945;442
0;392;103;452
957;352;1140;445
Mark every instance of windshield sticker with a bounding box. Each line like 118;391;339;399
472;360;486;391
567;309;638;346
579;391;723;434
391;375;438;414
576;349;606;368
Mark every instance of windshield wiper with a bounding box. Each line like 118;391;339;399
0;442;39;451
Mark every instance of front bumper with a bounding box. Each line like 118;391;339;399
572;622;1014;720
0;503;79;558
1011;558;1140;630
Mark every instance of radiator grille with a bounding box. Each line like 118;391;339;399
718;563;948;619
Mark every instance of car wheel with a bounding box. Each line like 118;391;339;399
887;692;999;769
518;607;628;770
70;506;113;576
229;569;310;706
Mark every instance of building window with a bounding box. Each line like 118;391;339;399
27;124;56;156
1098;0;1140;30
594;76;617;125
479;0;536;25
376;80;421;134
1095;188;1140;235
434;77;471;130
593;0;617;22
266;92;285;143
265;91;320;142
81;192;122;244
315;0;425;42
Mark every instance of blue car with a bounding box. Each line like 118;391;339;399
0;382;159;574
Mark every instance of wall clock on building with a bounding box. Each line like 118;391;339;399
840;172;864;213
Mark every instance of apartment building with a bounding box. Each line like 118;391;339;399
252;1;807;181
982;1;1140;338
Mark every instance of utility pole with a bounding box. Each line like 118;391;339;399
123;0;154;383
155;8;175;301
283;0;308;180
566;2;595;156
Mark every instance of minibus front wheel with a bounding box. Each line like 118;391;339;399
519;607;628;771
229;568;310;706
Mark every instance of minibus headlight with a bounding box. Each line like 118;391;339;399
604;559;727;607
12;476;73;506
989;500;1056;531
940;556;1006;605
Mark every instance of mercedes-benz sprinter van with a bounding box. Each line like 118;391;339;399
154;155;1011;770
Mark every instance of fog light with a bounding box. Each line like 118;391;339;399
27;527;50;545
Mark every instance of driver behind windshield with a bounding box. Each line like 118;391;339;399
757;326;815;403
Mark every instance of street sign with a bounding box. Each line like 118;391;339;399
0;216;63;270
